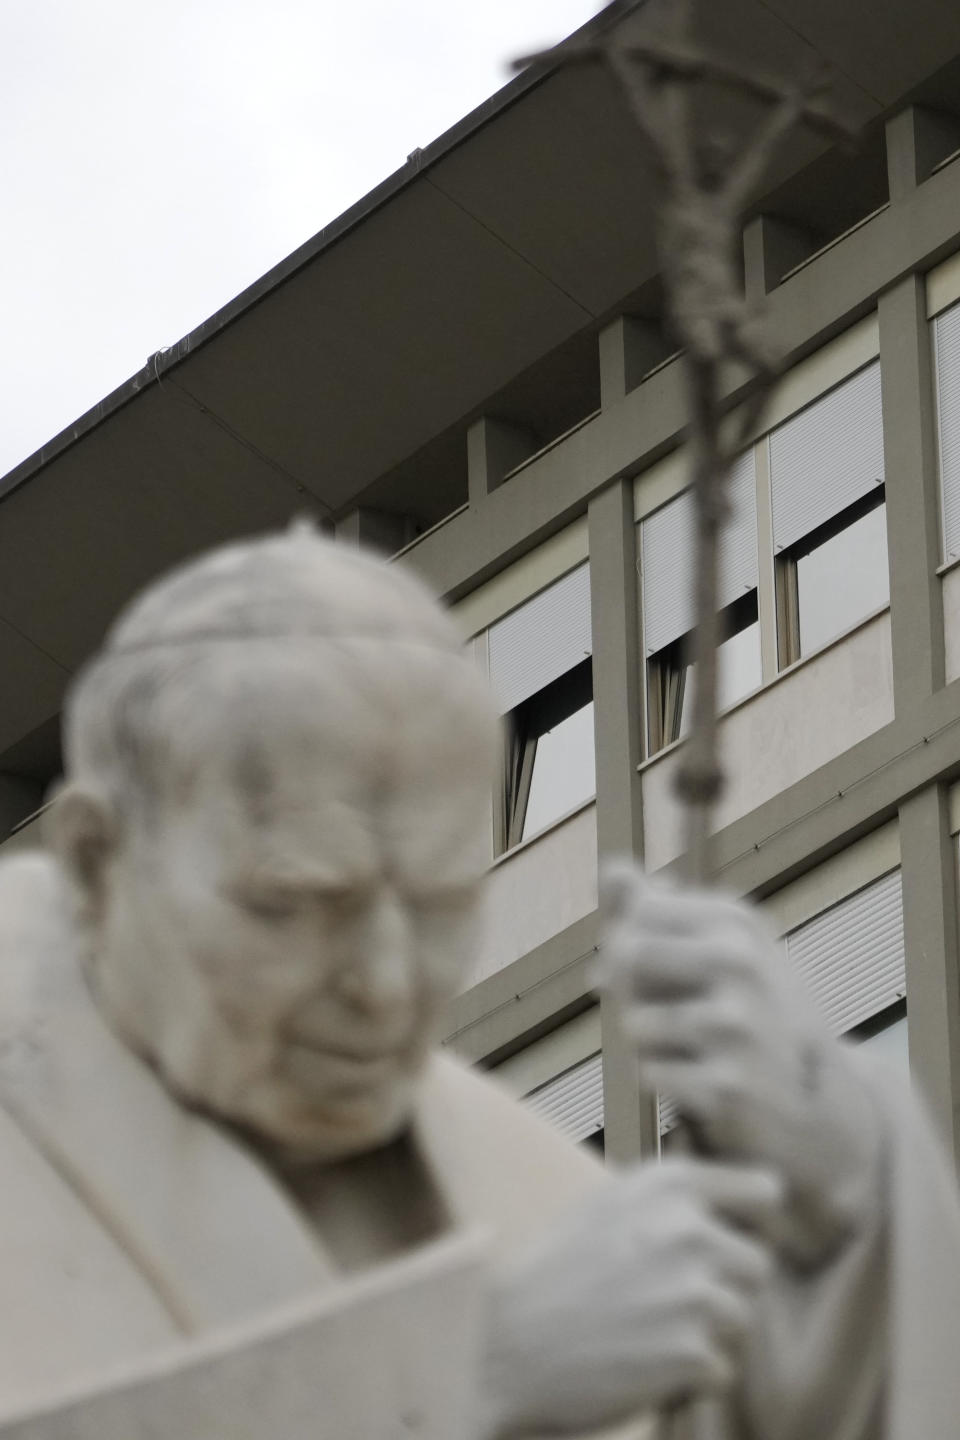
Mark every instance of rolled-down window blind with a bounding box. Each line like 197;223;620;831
934;301;960;561
641;449;757;657
786;869;905;1036
662;869;904;1136
524;1052;603;1143
770;360;884;554
487;561;592;715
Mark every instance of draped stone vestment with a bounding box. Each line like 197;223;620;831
1;854;959;1439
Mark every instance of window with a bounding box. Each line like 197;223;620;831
662;872;906;1145
487;562;594;853
848;998;908;1074
776;490;889;664
642;451;758;753
648;592;762;751
502;658;595;847
491;1010;603;1145
785;869;905;1037
934;298;960;562
523;1051;604;1145
770;360;886;665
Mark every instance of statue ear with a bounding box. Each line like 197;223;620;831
45;783;118;904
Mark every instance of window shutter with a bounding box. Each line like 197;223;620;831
524;1052;603;1143
487;561;592;715
770;362;884;553
786;870;905;1036
641;450;757;656
665;871;905;1137
935;302;960;561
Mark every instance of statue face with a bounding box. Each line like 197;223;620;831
91;649;493;1161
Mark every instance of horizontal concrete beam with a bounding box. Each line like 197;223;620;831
442;910;599;1065
707;677;960;899
445;676;960;1061
405;156;960;605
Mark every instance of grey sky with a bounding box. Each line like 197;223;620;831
1;1;600;481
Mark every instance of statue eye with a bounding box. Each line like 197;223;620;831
317;886;367;918
236;885;304;921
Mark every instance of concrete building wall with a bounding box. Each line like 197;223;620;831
3;34;960;1173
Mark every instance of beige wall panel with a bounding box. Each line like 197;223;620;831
942;565;960;684
760;820;900;935
491;1008;601;1098
468;803;598;988
927;245;960;319
633;449;687;524
448;516;589;641
758;314;879;436
642;613;895;871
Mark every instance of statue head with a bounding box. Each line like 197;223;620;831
50;525;498;1161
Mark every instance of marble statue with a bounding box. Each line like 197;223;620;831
0;524;959;1439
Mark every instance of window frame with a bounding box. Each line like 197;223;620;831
495;656;594;855
774;484;887;668
646;590;760;754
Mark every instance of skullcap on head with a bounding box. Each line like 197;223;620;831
102;524;460;655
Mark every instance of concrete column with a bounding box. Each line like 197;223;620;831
335;507;417;555
466;418;535;506
598;316;666;407
886;106;960;203
742;214;816;302
878;274;944;712
588;479;659;1161
898;785;960;1172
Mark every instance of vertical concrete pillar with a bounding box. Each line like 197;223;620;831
335;507;417;555
598;316;665;408
588;479;658;1162
898;786;960;1172
742;214;815;302
886;105;960;203
466;418;535;506
878;275;944;711
880;270;955;1165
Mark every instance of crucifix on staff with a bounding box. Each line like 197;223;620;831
515;9;860;1436
516;0;856;882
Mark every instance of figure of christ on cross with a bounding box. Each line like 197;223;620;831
516;0;856;869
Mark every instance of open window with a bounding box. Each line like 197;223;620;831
488;561;594;854
776;490;888;663
933;297;960;563
642;451;759;753
848;997;908;1072
503;658;595;848
770;361;887;666
648;592;762;751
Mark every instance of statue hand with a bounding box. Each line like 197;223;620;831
480;1159;779;1437
599;863;883;1266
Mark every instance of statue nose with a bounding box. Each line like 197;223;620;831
335;889;415;1014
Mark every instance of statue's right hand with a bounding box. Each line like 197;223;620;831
480;1159;779;1438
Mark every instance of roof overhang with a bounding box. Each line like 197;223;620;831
3;0;960;773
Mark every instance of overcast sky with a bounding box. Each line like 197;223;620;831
1;1;600;481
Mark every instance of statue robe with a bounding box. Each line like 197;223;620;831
0;852;959;1439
